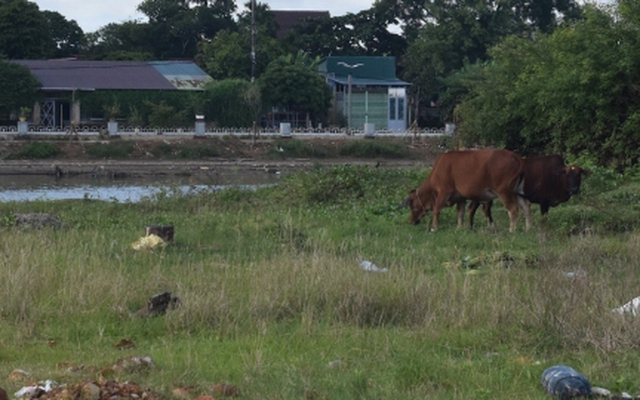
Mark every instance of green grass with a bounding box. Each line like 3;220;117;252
1;166;640;398
11;141;61;159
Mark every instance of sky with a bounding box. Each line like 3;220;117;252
32;0;375;33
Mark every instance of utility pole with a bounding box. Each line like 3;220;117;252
250;0;256;83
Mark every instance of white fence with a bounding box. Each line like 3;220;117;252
0;124;450;139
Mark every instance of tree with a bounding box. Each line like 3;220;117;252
42;11;86;58
400;0;583;126
258;51;331;126
136;0;236;58
201;79;256;127
0;61;41;117
197;2;283;80
454;4;640;169
0;0;53;59
283;10;407;59
83;21;154;60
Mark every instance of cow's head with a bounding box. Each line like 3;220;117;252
559;165;590;195
400;188;433;224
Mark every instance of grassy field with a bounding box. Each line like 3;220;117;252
1;162;640;399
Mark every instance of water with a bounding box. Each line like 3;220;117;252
0;171;283;203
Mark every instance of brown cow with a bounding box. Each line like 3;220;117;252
468;155;589;226
401;149;531;232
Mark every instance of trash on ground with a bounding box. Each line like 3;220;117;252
131;234;166;251
590;387;612;397
14;380;57;398
541;365;591;398
359;260;387;273
562;269;587;279
135;291;180;317
612;295;640;316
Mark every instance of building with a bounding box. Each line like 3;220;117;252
12;59;212;128
319;56;410;131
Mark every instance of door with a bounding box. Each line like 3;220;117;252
388;87;407;132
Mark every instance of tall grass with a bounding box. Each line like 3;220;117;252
1;166;640;398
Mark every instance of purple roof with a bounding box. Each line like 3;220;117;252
13;60;188;91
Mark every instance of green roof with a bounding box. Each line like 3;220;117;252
319;56;397;80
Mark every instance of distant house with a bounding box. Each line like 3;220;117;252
12;59;212;128
319;56;410;131
271;10;330;39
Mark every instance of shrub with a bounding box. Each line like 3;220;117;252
267;139;331;159
15;142;60;159
338;139;409;158
85;141;135;159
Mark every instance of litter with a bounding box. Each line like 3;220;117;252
541;365;591;398
15;380;57;398
612;295;640;316
131;234;166;251
359;260;387;273
562;269;587;279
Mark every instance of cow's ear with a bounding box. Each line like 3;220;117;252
580;168;592;176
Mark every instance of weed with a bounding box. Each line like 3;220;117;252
86;141;135;158
12;142;60;159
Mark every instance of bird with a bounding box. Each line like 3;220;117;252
337;62;364;69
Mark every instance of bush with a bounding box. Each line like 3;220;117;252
15;142;60;159
338;139;409;158
86;141;135;159
267;139;331;159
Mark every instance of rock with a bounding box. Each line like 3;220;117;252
212;383;239;397
113;338;135;349
136;292;180;317
80;382;100;400
172;386;199;399
112;355;155;372
8;369;30;381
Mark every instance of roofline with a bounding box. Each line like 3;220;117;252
41;87;96;91
326;76;411;87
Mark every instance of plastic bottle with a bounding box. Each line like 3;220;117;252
541;365;591;399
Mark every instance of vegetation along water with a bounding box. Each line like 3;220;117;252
3;155;640;399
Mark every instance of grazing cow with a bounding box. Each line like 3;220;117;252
400;149;531;232
468;155;589;226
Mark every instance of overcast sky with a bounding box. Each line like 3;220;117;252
32;0;374;33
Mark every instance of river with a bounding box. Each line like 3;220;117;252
0;170;283;203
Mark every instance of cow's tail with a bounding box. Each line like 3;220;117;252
515;170;525;198
510;154;526;199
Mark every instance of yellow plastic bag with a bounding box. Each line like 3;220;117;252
131;234;166;251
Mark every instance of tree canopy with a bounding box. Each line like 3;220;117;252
258;51;331;124
0;61;41;115
454;3;640;169
0;0;53;58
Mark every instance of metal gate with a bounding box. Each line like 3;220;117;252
40;100;56;128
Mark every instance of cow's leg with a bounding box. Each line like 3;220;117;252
469;200;494;229
482;201;494;227
540;201;550;216
456;201;466;228
516;195;532;231
468;200;479;229
430;193;450;232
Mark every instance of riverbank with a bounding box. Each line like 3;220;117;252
0;136;444;176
